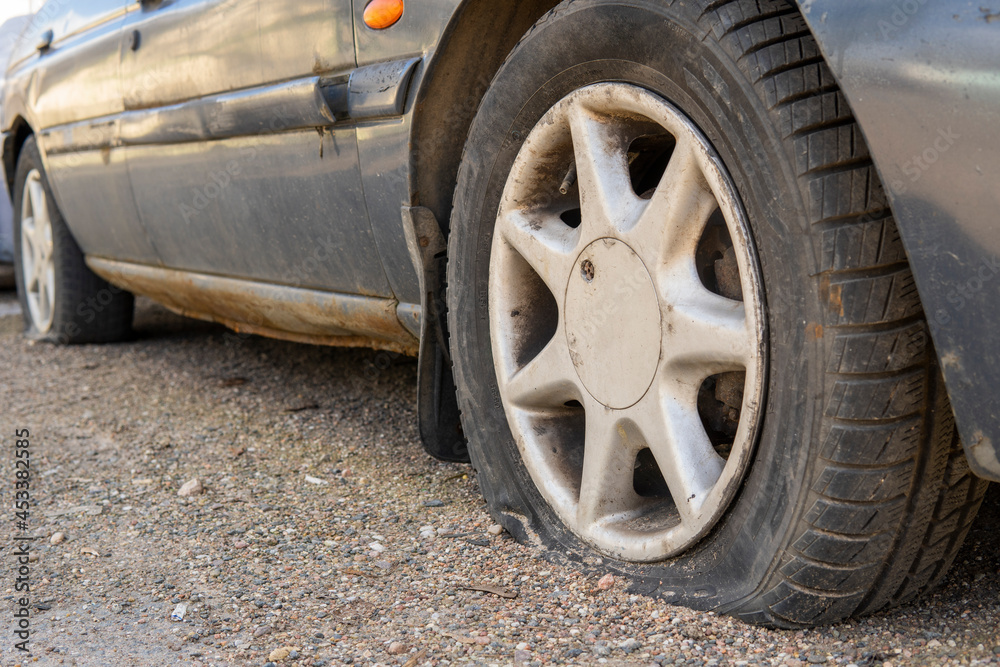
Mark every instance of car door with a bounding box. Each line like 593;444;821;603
117;0;262;278
120;0;392;298
14;0;159;264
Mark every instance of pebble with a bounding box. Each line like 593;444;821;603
50;532;66;545
927;639;942;648
268;647;292;661
254;626;272;638
487;524;504;536
387;642;407;654
597;573;615;590
177;478;203;497
422;499;445;507
619;638;641;653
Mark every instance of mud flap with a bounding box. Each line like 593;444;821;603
403;206;469;462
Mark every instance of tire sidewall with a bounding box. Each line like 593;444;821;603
449;0;828;609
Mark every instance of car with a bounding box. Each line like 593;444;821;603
2;0;997;628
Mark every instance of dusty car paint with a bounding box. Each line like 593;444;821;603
798;0;1000;481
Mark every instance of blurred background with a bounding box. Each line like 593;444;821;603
0;0;39;287
0;0;41;26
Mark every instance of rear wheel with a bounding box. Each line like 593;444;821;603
13;136;133;343
447;0;988;627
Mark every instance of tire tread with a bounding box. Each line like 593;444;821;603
702;0;988;626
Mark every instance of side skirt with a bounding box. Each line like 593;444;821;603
86;257;419;356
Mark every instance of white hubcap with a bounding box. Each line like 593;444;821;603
565;238;660;409
489;84;767;561
20;169;56;333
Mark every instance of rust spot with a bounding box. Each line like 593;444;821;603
87;259;419;356
980;7;1000;22
807;323;824;340
312;56;332;75
820;274;844;317
227;320;416;356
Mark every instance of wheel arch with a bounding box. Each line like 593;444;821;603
408;0;561;234
2;116;33;198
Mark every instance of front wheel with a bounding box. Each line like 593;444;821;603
447;0;988;627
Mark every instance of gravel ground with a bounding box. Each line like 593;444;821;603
1;289;998;667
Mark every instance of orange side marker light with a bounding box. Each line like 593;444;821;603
364;0;404;30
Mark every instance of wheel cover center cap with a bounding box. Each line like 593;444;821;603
564;238;661;409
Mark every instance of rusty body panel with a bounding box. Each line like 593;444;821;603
87;257;419;356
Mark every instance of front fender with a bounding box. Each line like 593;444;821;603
796;0;1000;481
